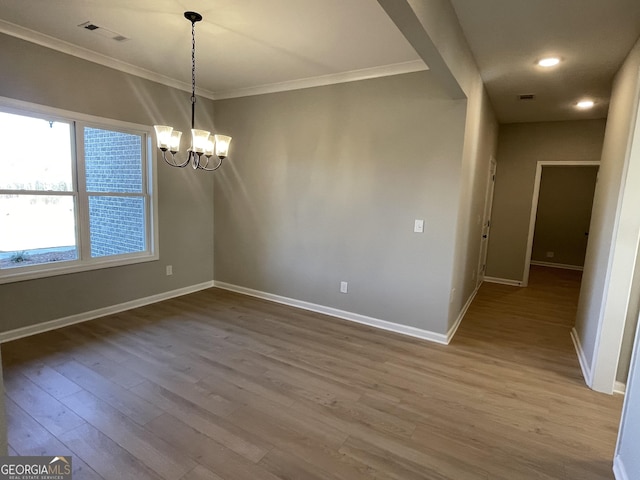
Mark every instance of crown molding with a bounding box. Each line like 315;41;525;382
1;19;427;101
0;19;217;100
212;60;428;100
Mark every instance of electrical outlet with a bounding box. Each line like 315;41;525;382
340;281;348;293
450;288;456;303
546;251;554;258
414;219;425;233
166;265;173;276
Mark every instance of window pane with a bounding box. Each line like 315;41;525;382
85;127;143;193
89;196;146;257
0;194;78;269
0;112;73;191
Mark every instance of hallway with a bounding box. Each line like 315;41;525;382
458;266;588;381
452;265;624;478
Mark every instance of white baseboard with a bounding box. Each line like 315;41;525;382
447;284;481;342
1;279;473;348
571;327;593;387
614;381;627;395
214;281;452;345
483;276;523;287
530;260;584;271
0;281;215;344
614;455;629;480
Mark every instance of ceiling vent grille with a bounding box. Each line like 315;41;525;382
78;21;129;42
518;94;536;101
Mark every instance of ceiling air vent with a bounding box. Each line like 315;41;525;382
77;21;129;42
518;94;536;101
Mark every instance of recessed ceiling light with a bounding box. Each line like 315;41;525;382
576;99;595;109
538;57;561;67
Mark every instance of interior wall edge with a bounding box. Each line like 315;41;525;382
447;281;482;342
571;326;595;390
613;455;630;480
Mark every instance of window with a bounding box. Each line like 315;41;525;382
0;97;157;284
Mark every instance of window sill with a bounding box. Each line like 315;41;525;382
0;252;159;285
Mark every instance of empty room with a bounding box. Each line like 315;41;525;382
1;1;640;479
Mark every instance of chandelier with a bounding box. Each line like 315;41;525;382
154;12;231;171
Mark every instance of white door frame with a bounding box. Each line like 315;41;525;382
522;160;600;287
477;156;497;288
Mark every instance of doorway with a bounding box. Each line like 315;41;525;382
522;161;600;287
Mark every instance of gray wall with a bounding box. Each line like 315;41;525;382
531;166;598;267
486;120;606;282
0;34;215;332
575;37;640;390
213;72;467;335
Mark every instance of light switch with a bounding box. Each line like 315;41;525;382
414;219;424;233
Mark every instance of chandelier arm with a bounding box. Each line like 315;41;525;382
199;157;224;171
162;150;190;168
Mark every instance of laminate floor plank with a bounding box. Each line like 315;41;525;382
226;404;397;480
258;447;342;480
19;363;84;399
6;397;104;480
122;362;239;418
60;390;196;480
178;465;225;480
55;331;147;389
3;371;86;437
130;380;271;463
59;423;163;480
339;435;452;480
2;266;623;480
52;360;164;426
196;364;296;408
146;413;282;480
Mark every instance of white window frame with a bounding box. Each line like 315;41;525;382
0;96;159;285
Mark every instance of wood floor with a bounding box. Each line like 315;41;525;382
2;266;624;480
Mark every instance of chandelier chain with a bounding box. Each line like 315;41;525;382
191;19;196;123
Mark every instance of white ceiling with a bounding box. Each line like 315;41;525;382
1;0;640;123
0;0;425;98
